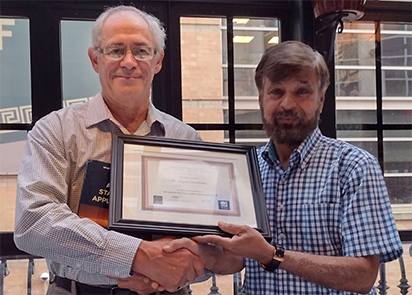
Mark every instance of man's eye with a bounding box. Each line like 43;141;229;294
297;88;309;94
108;48;124;56
271;89;283;95
134;47;150;56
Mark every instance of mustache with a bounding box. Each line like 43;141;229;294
273;110;303;120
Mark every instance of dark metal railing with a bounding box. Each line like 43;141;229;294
377;253;411;295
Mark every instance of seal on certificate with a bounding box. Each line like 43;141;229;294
153;195;163;205
218;200;230;210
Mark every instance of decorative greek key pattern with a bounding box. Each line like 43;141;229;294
0;97;91;123
63;97;90;108
0;107;21;123
19;105;32;123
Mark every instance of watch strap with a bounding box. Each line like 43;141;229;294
260;244;285;272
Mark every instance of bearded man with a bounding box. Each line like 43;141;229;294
163;41;403;295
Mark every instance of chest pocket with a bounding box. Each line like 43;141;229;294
294;203;342;255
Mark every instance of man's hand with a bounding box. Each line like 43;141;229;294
162;237;221;270
116;273;165;295
163;234;244;275
192;221;273;263
132;237;204;292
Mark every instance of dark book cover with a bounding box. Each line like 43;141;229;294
78;160;111;228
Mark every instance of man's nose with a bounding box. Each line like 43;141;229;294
279;92;297;109
120;50;138;68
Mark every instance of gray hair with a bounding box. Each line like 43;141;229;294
91;5;166;50
255;41;330;94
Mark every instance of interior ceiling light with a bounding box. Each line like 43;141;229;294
233;36;254;43
268;36;279;44
233;18;250;24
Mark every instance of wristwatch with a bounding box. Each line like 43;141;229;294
260;244;285;272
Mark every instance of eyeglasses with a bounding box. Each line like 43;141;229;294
96;45;158;61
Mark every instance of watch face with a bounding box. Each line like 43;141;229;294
275;244;285;257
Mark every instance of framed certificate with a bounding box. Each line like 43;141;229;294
109;134;271;241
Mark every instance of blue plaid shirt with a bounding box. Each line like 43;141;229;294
243;128;403;295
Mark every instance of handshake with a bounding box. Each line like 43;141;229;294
114;221;267;294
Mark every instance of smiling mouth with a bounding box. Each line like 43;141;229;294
117;76;139;79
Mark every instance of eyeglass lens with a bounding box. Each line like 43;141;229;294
102;45;155;61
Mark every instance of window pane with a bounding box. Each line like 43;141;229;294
381;23;412;31
197;130;225;143
383;130;412;206
384;130;412;173
226;109;262;124
0;18;30;175
383;109;412;124
381;22;412;124
61;20;100;105
181;17;224;124
223;68;259;97
336;69;376;97
233;28;278;64
232;18;278;28
385;173;412;203
337;130;378;158
381;25;412;67
336;110;376;124
335;32;375;66
233;18;278;123
335;22;377;125
0;18;31;120
181;17;278;125
234;130;268;148
382;70;412;96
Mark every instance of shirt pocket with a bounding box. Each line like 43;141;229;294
296;203;342;255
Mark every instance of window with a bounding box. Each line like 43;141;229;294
335;21;412;229
0;18;31;174
180;16;279;145
61;20;100;106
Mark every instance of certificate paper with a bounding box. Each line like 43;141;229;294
142;156;240;216
109;134;271;240
122;144;255;226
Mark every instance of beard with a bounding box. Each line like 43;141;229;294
262;106;321;146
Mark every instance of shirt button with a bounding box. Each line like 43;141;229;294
278;204;285;210
279;233;285;240
280;178;286;184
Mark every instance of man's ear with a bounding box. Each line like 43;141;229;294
154;49;165;74
88;47;99;73
319;93;326;114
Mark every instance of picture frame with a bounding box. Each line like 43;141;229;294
109;133;271;241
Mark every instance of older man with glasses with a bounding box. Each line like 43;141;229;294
14;5;211;295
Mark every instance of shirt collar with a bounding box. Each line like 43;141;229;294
85;93;110;128
297;128;322;169
85;93;166;136
262;128;322;169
